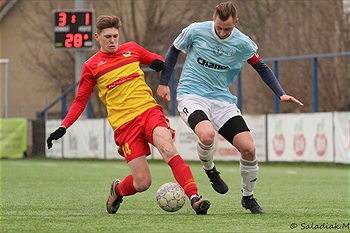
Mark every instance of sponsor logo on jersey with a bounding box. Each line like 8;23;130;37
197;57;229;70
106;73;140;90
97;61;107;67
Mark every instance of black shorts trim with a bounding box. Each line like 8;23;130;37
188;110;209;131
218;116;250;144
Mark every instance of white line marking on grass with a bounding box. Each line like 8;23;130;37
6;161;58;167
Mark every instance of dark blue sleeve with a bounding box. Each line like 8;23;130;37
252;59;286;98
159;44;181;85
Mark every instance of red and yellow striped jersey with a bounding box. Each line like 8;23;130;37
61;42;164;131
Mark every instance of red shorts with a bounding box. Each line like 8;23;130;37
114;105;175;163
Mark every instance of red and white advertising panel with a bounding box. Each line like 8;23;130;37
334;112;350;164
268;112;333;162
62;118;105;159
45;112;348;164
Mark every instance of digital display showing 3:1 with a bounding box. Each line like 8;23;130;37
53;10;93;49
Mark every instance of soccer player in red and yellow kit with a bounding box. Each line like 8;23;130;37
46;15;210;215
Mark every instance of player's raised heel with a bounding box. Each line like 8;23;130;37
191;196;210;215
204;166;229;194
241;195;266;214
106;179;123;214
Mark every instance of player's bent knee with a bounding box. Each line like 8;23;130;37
135;179;152;192
197;130;215;146
156;141;178;160
241;146;257;161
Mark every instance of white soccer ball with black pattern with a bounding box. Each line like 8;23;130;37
156;182;186;212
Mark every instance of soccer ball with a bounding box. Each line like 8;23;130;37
156;182;186;212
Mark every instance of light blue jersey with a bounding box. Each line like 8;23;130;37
174;21;258;104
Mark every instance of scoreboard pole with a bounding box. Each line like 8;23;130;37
74;0;89;118
53;1;94;118
74;0;86;92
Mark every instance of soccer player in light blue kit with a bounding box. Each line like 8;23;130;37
157;2;303;214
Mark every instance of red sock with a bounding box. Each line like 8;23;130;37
116;174;137;196
168;155;198;198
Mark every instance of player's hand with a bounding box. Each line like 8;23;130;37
157;85;171;101
47;126;66;149
280;94;304;106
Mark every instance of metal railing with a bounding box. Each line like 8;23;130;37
37;52;350;120
36;82;92;120
260;52;350;113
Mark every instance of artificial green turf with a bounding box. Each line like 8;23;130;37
1;159;349;233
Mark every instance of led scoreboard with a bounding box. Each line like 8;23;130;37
53;10;94;49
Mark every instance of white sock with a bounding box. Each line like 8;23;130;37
240;158;259;196
190;194;198;200
197;141;214;170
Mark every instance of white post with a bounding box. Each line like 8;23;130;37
0;58;9;118
74;0;87;91
74;0;88;118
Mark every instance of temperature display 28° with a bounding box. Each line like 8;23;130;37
53;10;93;49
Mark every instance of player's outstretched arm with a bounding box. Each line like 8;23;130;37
47;126;66;149
280;94;304;106
251;58;303;106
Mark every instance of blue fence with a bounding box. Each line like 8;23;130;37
261;52;350;113
37;52;350;120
